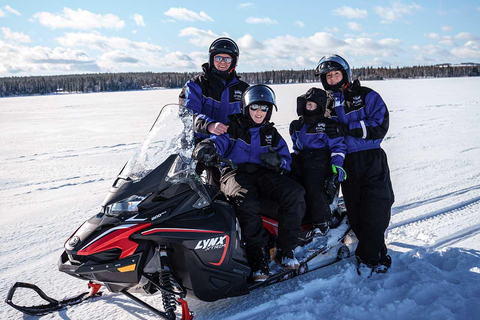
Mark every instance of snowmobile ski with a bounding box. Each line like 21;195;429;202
5;281;102;316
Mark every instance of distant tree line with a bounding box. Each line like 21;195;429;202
1;64;479;97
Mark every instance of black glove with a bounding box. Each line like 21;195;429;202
193;141;217;164
325;122;349;138
260;146;282;171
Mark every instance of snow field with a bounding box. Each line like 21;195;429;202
1;78;480;319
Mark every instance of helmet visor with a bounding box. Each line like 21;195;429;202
315;54;350;77
242;85;277;111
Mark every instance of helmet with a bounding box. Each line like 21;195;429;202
315;54;352;91
209;37;239;75
242;84;278;123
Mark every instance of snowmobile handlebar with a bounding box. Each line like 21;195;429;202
203;154;238;170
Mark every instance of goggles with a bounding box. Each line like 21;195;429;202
249;104;269;112
214;56;232;63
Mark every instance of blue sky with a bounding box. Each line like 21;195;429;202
0;0;479;76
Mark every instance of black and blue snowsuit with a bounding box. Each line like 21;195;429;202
179;63;249;184
179;63;249;140
209;114;306;252
289;88;346;226
329;80;394;266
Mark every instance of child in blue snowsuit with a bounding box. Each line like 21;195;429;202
193;85;306;282
289;87;347;237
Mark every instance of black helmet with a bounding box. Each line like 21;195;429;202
242;84;278;123
315;54;352;91
209;37;239;75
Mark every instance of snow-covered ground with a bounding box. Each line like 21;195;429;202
1;78;480;320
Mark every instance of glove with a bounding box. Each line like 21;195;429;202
325;122;349;138
332;165;347;182
260;146;282;171
193;141;217;164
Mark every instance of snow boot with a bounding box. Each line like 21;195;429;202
356;255;392;277
248;245;270;282
312;222;329;237
372;255;392;274
276;249;300;270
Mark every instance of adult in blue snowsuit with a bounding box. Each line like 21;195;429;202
179;37;249;139
316;54;394;276
289;87;347;237
179;37;249;184
193;85;306;282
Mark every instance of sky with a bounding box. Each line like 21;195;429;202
0;0;479;77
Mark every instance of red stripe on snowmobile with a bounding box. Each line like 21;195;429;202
141;228;224;235
77;223;151;259
209;235;230;266
262;216;278;236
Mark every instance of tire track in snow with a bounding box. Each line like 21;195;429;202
389;195;480;230
392;184;480;216
2;142;139;164
428;223;480;250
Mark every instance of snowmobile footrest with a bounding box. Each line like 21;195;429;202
121;290;176;320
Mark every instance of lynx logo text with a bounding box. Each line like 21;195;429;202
195;235;228;251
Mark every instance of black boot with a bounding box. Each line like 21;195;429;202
247;245;270;282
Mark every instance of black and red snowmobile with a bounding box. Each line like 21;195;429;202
6;104;356;320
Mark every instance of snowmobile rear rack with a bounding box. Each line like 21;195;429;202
5;281;102;316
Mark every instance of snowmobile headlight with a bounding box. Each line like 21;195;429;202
104;194;148;216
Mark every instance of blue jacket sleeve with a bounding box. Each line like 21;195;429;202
348;91;389;140
209;133;233;158
273;137;292;172
327;136;346;167
183;81;216;135
289;121;300;153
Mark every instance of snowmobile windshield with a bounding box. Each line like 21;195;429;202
119;104;195;182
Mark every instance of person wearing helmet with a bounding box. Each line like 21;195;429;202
193;85;306;282
316;54;394;276
179;37;249;185
289;87;347;237
180;37;249;138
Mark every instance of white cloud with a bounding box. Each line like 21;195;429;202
178;27;218;47
164;7;213;22
411;44;453;61
133;13;146;27
454;33;478;41
348;22;362;31
56;31;200;72
441;26;452;32
100;51;139;64
33;8;125;30
238;3;254;9
451;40;480;59
237;34;264;50
375;1;422;23
245;17;277;25
325;27;340;33
364;58;392;67
0;9;4;17
0;39;100;75
1;27;31;43
5;5;20;16
57;32;163;52
427;33;441;40
334;6;368;19
294;21;305;28
230;32;403;71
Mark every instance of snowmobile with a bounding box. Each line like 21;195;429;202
6;104;357;320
